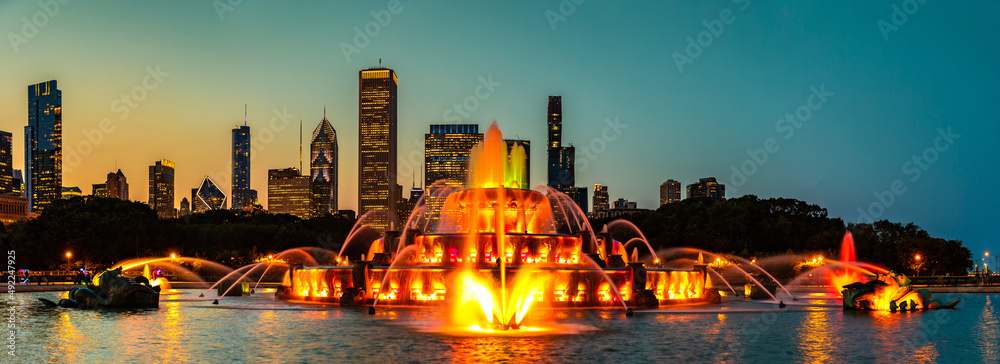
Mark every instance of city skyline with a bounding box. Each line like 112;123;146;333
0;2;996;255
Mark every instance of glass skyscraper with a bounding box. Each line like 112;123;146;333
310;113;338;216
148;159;175;218
0;131;13;195
269;167;311;219
546;95;574;189
196;176;227;211
358;67;397;232
231;113;253;211
424;124;482;187
25;80;62;212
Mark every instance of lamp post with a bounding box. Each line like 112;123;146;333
914;254;921;276
65;251;72;270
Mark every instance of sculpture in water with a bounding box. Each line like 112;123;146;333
40;267;160;309
841;271;959;311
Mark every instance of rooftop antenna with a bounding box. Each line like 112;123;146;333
379;58;381;67
244;104;247;127
323;106;326;120
299;120;303;174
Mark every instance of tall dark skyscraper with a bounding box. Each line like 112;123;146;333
148;159;175;218
545;95;585;210
425;124;482;187
546;96;574;189
0;131;13;194
231;108;254;210
25;80;62;212
547;96;561;149
358;67;397;231
310;111;338;216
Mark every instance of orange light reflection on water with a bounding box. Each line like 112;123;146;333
796;311;834;363
49;312;84;361
154;301;191;363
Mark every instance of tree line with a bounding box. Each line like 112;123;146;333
5;195;973;276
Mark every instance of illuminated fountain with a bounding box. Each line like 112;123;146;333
828;231;865;296
822;231;961;311
842;271;960;311
278;122;716;330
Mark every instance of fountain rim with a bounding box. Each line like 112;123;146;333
297;265;701;273
418;232;581;238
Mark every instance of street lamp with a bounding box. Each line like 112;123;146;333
65;251;72;270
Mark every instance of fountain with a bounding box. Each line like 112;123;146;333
842;270;960;311
39;267;160;309
828;231;865;296
277;122;717;330
820;231;961;311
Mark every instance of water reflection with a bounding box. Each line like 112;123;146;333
50;312;84;361
796;311;833;363
976;295;998;362
11;291;998;362
155;302;190;362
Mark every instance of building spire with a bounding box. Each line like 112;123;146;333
299;120;303;174
244;104;247;126
323;106;326;120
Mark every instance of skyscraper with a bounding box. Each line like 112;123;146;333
310;111;338;217
0;131;13;194
92;183;107;197
195;176;227;211
424;124;482;187
25;80;62;212
11;170;23;196
545;95;584;212
686;177;725;201
358;67;397;231
547;96;561;150
660;179;681;205
231;111;253;210
591;184;609;219
148;159;175;218
268;168;311;219
504;139;530;188
179;197;191;217
546;96;575;189
105;169;129;200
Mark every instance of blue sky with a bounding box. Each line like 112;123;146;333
0;1;996;257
